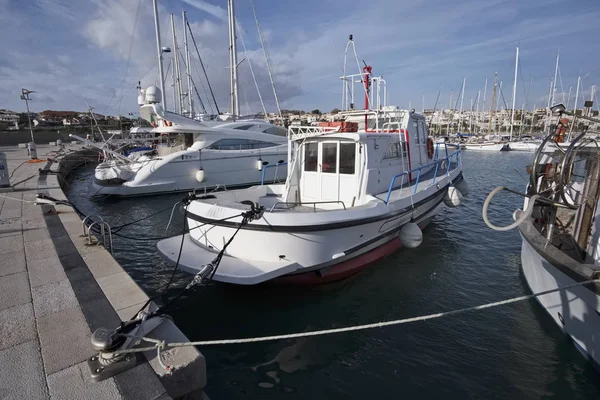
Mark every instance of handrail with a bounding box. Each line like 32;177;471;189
384;149;460;204
269;200;347;213
261;162;288;185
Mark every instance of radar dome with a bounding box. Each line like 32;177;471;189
145;86;161;104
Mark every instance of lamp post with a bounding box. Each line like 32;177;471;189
20;89;35;143
20;89;37;159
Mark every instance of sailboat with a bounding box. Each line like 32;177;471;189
509;47;541;152
88;0;289;196
463;73;510;151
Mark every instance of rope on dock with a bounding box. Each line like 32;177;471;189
113;278;600;360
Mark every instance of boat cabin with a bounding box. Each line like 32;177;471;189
284;111;434;208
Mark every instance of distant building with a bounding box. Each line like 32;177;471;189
0;109;19;130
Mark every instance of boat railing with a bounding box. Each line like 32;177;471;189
261;162;288;185
288;126;340;140
268;200;347;213
383;149;461;204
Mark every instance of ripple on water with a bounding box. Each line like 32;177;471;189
65;152;600;399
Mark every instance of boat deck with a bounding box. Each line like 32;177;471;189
374;164;455;203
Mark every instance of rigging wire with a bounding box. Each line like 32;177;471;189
177;48;207;114
186;20;221;114
104;0;143;117
248;0;282;120
236;20;268;118
189;56;214;114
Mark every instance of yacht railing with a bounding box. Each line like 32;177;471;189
384;149;461;204
261;162;288;185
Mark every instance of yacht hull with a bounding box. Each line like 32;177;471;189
92;151;288;196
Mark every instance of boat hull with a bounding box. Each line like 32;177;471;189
509;141;540;152
92;150;288;196
463;143;509;151
521;237;600;370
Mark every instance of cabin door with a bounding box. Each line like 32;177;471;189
300;142;319;202
319;142;339;202
413;120;425;166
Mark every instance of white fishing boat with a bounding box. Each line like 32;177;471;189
157;37;468;285
483;104;600;370
88;0;288;197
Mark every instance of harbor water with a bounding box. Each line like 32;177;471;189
65;151;600;399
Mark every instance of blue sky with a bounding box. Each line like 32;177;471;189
0;0;599;115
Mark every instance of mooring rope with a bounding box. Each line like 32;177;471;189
113;278;600;360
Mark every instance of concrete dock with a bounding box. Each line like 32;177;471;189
0;144;207;399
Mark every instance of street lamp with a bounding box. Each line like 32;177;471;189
20;88;37;159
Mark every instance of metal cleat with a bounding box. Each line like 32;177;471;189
87;312;165;381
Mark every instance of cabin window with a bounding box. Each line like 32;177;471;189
419;120;427;142
262;126;288;136
184;133;194;148
304;142;318;171
207;138;279;150
339;143;356;174
414;121;421;144
322;143;337;173
233;125;254;130
383;142;406;159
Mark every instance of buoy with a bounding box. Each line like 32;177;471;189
443;186;463;207
195;168;205;183
454;179;470;197
256;159;263;171
399;222;423;248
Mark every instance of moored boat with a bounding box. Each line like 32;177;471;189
157;38;468;285
482;104;600;369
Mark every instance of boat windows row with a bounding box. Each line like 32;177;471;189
304;142;356;175
206;138;281;150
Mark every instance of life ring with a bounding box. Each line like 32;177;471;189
555;117;569;143
427;138;434;159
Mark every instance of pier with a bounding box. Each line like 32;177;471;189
0;144;207;399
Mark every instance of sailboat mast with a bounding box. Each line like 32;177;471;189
227;0;239;116
551;53;559;106
489;73;497;134
170;13;183;113
458;77;466;133
510;46;518;141
183;11;194;118
152;0;167;107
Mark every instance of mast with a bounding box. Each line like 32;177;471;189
227;0;239;116
458;77;466;133
489;73;497;134
567;76;580;141
183;11;194;118
530;104;535;135
152;0;167;107
551;53;559;106
544;79;553;133
510;46;518;141
170;13;183;113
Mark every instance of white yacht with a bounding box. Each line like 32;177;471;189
91;93;288;196
482;104;600;370
157;40;468;285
